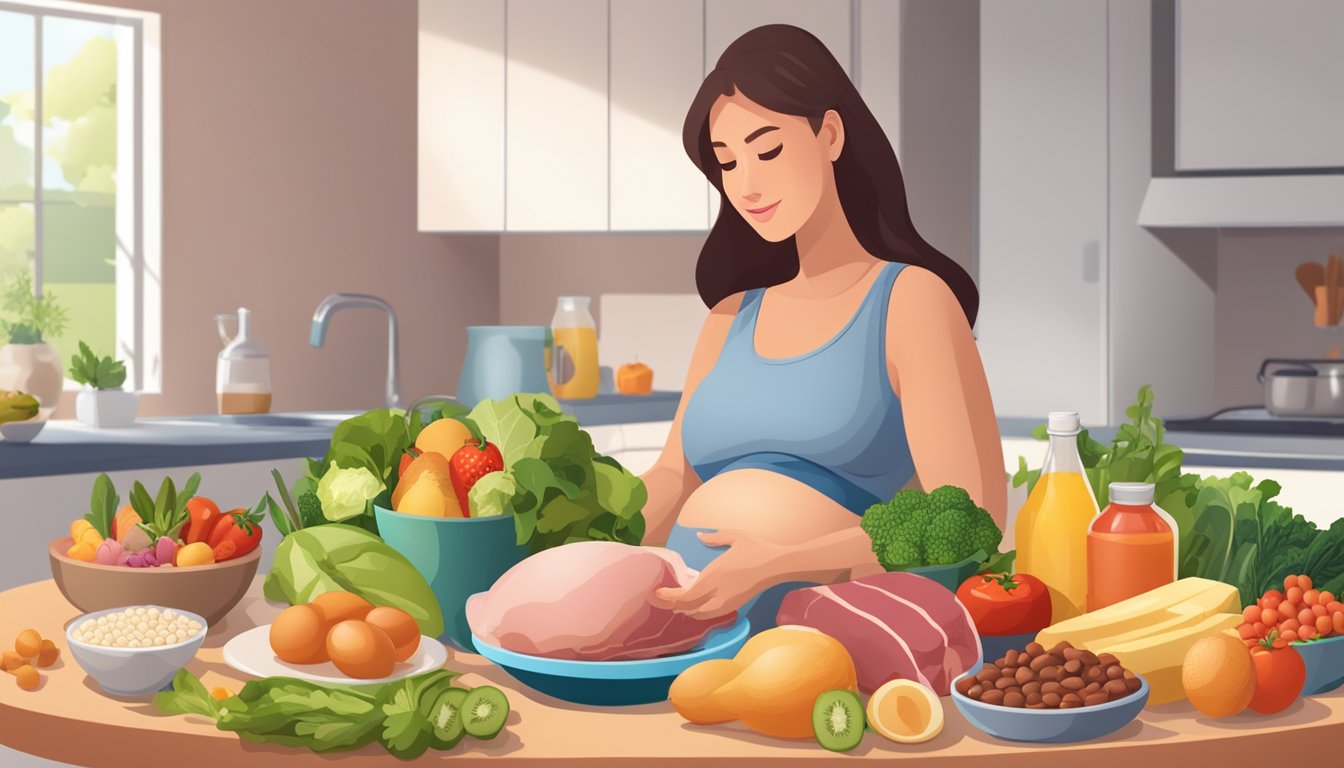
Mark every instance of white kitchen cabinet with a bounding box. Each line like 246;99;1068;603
977;0;1109;424
1175;0;1344;171
610;1;708;231
703;0;853;223
506;0;609;231
417;0;505;231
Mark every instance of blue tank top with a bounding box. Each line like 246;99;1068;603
680;261;915;515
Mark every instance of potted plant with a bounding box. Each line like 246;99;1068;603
0;271;69;410
69;341;139;428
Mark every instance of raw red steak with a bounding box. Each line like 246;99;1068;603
466;541;736;661
776;571;982;695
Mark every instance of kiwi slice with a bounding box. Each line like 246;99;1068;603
812;690;865;752
461;685;509;740
428;688;467;749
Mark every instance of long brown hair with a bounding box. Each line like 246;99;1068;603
683;24;978;326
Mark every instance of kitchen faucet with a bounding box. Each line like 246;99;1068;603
310;293;401;409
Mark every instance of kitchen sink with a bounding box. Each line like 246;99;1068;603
179;412;361;428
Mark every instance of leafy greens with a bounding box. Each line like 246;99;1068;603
464;393;648;553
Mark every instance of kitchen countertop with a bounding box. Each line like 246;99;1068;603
3;400;1341;481
0;394;682;480
1;578;1339;767
998;417;1344;472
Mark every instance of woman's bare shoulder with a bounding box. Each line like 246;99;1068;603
709;291;746;318
888;264;963;323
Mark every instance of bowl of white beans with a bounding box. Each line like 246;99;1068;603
65;605;208;696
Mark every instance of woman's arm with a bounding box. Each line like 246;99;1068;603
638;293;743;546
887;266;1008;528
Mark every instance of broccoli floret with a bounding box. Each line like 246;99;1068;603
862;485;1002;569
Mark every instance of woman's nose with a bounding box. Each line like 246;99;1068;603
737;166;760;203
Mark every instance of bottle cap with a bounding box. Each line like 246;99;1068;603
1109;482;1155;505
1046;411;1081;434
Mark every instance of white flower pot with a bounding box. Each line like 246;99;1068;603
76;389;140;428
0;342;64;409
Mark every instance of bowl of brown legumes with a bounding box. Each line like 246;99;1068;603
951;640;1148;743
65;605;208;696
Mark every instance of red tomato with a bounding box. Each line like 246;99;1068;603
1248;641;1305;714
955;572;1052;636
206;503;264;561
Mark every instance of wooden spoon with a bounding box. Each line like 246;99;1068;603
1297;261;1326;302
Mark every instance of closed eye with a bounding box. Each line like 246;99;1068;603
758;145;782;161
718;160;737;172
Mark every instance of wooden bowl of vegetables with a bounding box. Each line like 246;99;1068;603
48;473;265;625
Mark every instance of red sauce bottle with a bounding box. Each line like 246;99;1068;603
1086;482;1177;612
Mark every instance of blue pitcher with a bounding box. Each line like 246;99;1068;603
456;326;554;407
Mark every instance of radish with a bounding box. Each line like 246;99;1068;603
155;537;177;566
95;539;123;566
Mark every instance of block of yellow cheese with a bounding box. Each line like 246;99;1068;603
1035;577;1240;649
1099;612;1243;705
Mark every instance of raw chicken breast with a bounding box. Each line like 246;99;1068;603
466;541;737;661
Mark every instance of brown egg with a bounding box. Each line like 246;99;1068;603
364;606;421;662
310;592;373;631
326;620;395;680
269;605;328;664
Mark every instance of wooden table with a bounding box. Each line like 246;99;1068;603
1;579;1341;767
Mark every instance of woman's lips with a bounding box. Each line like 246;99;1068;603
746;201;780;223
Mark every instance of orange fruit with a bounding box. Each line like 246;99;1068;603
364;606;421;662
310;591;374;630
867;679;943;744
269;604;328;665
1182;634;1255;718
326;620;396;680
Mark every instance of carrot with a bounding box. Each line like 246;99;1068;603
112;505;141;546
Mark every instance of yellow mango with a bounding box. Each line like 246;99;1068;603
392;453;463;518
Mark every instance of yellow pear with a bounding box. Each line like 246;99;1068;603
392;453;464;518
415;418;474;459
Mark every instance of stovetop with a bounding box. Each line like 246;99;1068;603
1165;406;1344;437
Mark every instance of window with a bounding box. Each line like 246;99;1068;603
0;0;160;391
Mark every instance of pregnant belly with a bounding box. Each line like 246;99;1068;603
676;468;864;545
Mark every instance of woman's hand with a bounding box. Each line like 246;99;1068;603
653;529;786;619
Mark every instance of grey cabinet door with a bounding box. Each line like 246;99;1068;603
1176;0;1344;171
978;0;1109;423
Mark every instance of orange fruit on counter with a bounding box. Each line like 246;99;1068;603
1182;634;1255;718
867;679;943;744
713;626;858;739
364;606;421;662
270;604;329;665
670;658;741;724
616;362;654;395
35;640;59;668
327;620;396;680
2;650;24;672
15;629;41;658
14;664;39;691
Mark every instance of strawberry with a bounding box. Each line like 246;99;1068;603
448;419;503;517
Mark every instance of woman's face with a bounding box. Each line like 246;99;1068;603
708;91;843;243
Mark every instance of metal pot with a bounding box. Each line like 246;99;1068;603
1258;358;1344;417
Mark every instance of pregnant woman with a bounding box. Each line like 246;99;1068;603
642;25;1005;630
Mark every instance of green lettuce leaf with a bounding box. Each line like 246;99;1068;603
262;525;443;636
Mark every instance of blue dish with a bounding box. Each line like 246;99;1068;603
979;632;1039;664
471;614;751;706
1295;635;1344;696
951;671;1149;744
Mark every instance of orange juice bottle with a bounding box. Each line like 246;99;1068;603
1014;411;1100;622
550;296;599;399
1087;482;1176;612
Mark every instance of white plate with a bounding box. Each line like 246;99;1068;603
222;625;449;685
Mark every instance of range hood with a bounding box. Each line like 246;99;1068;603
1138;175;1344;228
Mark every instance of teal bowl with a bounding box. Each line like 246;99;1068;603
472;614;751;706
373;505;529;653
904;556;982;593
951;671;1149;743
1295;635;1344;696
